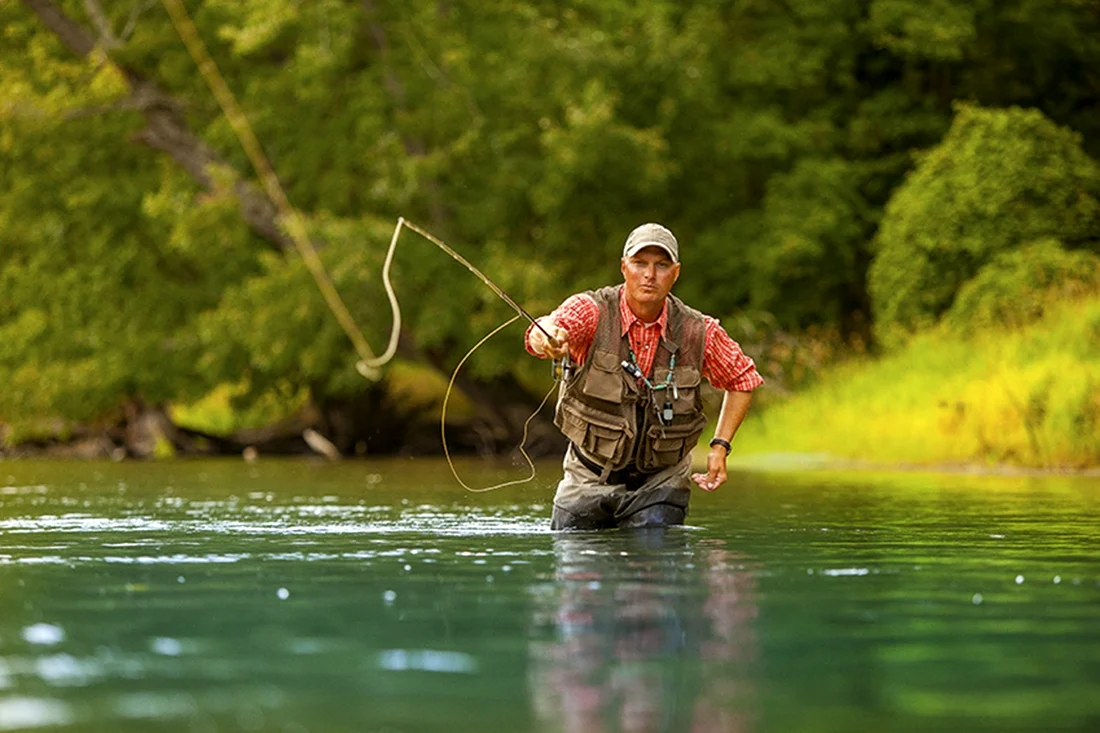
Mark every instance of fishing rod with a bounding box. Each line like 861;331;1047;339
359;217;573;381
401;219;551;339
360;217;570;494
159;0;564;381
160;0;563;491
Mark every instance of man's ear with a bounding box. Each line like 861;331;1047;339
671;262;681;284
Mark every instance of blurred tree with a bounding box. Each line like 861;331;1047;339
943;239;1100;334
0;6;263;444
869;104;1100;343
742;158;877;332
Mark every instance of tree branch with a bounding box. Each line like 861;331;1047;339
22;0;96;56
120;0;158;42
81;0;120;49
21;0;292;250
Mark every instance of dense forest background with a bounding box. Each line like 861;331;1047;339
2;0;1099;459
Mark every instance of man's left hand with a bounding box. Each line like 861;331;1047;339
691;446;728;491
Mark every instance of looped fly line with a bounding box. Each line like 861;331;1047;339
162;1;555;490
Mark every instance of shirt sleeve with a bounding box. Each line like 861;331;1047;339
524;294;598;365
701;316;765;392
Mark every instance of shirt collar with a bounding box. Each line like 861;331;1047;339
618;287;668;337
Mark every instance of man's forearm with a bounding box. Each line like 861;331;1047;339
713;390;753;444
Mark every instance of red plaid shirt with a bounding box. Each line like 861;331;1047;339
525;290;764;392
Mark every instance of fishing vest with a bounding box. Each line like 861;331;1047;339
554;285;709;478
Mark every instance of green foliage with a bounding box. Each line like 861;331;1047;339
867;0;976;61
4;0;1100;445
170;381;309;435
0;106;261;427
869;104;1100;343
945;239;1100;334
744;158;876;328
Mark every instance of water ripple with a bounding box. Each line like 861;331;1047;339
0;697;73;731
0;506;548;539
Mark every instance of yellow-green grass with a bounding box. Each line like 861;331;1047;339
729;295;1100;470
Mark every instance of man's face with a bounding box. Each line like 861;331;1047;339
621;246;681;310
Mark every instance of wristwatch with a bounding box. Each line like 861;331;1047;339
709;437;731;455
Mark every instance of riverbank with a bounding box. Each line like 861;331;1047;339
728;295;1100;471
720;451;1100;478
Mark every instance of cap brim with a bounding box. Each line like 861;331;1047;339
623;242;678;262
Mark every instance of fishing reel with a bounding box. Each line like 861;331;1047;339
552;357;575;382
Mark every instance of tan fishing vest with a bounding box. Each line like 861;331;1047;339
554;285;709;477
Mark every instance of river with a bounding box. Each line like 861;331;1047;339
1;458;1098;732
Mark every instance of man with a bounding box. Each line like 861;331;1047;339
526;223;764;530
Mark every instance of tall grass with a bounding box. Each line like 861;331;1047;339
731;295;1100;470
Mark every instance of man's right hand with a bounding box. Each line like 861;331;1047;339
530;318;570;360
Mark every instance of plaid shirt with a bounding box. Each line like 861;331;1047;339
526;289;764;392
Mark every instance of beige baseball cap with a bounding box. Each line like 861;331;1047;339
622;222;678;263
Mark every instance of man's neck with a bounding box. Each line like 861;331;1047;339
626;294;665;323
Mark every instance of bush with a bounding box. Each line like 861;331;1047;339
869;104;1100;344
944;239;1100;334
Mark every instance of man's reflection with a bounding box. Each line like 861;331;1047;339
528;530;757;733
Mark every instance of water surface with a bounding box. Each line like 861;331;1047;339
1;459;1098;732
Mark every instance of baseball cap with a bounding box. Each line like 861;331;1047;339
622;222;679;263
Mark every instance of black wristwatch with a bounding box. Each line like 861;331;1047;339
709;438;732;455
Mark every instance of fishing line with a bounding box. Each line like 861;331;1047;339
358;217;562;374
440;316;558;493
160;0;383;379
366;219;562;492
162;1;559;489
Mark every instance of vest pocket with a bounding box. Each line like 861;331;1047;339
637;414;707;471
581;349;624;404
556;401;629;466
651;365;701;413
585;423;624;463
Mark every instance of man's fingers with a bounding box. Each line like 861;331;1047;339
543;338;567;359
531;324;564;358
542;326;569;359
691;471;720;491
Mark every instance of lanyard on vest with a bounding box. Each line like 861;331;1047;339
621;349;678;425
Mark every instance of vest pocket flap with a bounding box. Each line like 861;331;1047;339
637;413;708;472
647;414;706;443
651;365;701;387
582;349;624;404
676;366;701;387
587;423;621;440
652;436;686;452
590;349;620;372
643;429;693;470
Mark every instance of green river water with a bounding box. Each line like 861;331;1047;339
0;458;1098;732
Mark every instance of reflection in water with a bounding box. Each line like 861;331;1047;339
529;530;758;733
